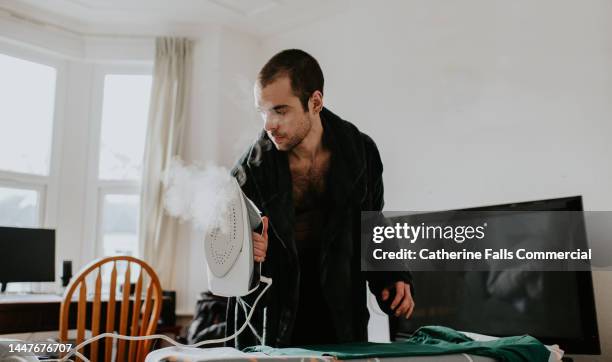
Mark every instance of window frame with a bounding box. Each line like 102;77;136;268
82;64;153;261
0;41;67;230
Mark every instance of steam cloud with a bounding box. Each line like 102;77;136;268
161;74;268;232
163;158;235;232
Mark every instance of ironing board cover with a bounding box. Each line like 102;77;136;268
245;326;551;362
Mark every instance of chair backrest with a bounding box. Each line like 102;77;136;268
59;256;163;362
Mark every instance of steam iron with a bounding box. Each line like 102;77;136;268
204;178;263;297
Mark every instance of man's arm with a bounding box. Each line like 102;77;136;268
362;134;415;319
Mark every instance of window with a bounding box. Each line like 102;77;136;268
96;73;152;257
0;52;57;228
100;193;140;256
0;186;40;228
99;75;152;181
0;53;56;176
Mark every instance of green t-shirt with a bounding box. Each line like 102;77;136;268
245;326;551;362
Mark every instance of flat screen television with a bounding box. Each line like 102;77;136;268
392;196;600;355
0;226;55;292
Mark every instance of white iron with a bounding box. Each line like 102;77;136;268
204;177;263;297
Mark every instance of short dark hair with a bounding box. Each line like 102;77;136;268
258;49;324;112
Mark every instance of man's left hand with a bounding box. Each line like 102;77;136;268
381;281;415;319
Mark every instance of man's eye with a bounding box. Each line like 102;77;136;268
275;109;286;115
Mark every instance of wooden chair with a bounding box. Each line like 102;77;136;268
59;256;163;362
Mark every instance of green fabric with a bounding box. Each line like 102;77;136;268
245;326;551;362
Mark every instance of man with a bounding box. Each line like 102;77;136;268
227;49;414;348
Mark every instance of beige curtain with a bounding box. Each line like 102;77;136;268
140;37;193;288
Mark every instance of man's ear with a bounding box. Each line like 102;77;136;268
309;90;324;114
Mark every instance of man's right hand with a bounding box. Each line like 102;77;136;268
382;281;415;319
253;216;269;262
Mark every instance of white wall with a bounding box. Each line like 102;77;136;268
216;29;264;168
258;0;612;360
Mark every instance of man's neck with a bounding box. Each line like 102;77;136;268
290;114;324;161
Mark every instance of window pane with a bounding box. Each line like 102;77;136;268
0;187;39;227
0;54;56;175
99;74;152;180
101;194;140;257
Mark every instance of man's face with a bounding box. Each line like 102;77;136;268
255;76;312;151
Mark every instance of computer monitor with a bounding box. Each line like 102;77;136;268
392;196;600;355
0;226;55;292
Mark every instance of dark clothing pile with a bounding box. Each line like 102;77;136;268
186;292;228;346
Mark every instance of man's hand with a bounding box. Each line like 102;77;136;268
253;216;269;262
382;281;415;319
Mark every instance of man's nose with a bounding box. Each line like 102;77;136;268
264;116;278;132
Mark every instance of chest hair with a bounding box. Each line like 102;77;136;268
289;150;331;208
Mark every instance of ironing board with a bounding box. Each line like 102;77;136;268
144;346;497;362
145;329;563;362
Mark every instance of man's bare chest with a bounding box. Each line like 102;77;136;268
289;152;331;207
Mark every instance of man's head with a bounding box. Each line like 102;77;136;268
255;49;324;151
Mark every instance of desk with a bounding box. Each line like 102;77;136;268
0;293;176;335
0;294;64;334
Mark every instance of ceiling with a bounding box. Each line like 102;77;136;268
0;0;352;37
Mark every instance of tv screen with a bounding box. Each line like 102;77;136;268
0;226;55;286
392;196;600;355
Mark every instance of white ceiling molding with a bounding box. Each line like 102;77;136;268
209;0;281;17
0;6;154;63
0;0;352;38
63;0;159;10
0;7;85;60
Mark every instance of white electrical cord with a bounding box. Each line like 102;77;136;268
58;276;272;362
238;297;263;344
462;353;474;362
236;262;265;344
